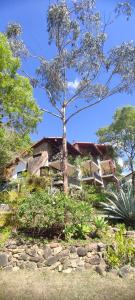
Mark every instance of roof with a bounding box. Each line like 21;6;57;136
73;142;113;156
32;137;81;155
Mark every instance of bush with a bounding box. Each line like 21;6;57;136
17;190;93;239
106;224;135;268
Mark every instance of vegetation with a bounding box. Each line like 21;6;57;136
17;190;93;239
0;33;41;180
97;106;135;187
106;224;135;268
7;1;135;192
102;184;135;227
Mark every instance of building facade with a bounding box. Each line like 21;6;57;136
6;137;118;188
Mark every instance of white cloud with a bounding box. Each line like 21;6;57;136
68;79;80;89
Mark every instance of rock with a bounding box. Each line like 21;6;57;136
25;262;37;270
13;267;20;272
3;265;13;271
70;260;78;268
118;265;135;278
70;253;78;259
77;247;87;257
12;248;25;254
37;249;44;256
70;246;77;253
88;255;101;265
46;255;59;266
29;256;43;263
53;246;62;255
49;261;61;270
37;262;44;268
63;268;72;274
95;265;106;276
78;260;85;267
0;253;8;267
26;248;37;257
63;259;71;269
49;242;60;249
97;243;106;252
58;264;63;272
43;246;52;259
18;253;28;261
58;249;69;260
85;243;98;252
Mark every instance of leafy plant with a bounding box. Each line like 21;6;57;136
93;216;108;230
106;224;135;268
0;227;11;248
102;184;135;226
17;190;93;239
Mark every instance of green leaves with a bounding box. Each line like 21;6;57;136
0;33;41;133
17;190;93;239
97;106;135;175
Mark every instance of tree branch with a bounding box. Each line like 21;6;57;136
40;108;62;119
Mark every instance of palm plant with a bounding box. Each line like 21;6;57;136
102;184;135;226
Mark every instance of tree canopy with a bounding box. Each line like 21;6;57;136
0;33;41;134
96;106;135;176
0;33;41;180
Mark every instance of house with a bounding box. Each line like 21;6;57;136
73;142;118;187
6;137;118;188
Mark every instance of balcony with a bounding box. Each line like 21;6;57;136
49;160;79;187
100;160;118;182
80;160;103;185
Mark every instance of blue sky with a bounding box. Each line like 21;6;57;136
1;0;135;143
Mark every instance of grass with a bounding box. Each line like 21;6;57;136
0;270;135;300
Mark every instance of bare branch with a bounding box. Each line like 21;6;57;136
40;108;62;119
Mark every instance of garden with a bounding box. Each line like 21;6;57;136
0;175;135;278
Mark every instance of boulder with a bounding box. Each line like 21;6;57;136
85;243;98;252
118;265;135;278
88;255;101;265
0;253;8;267
53;246;63;255
70;246;77;253
46;255;59;266
25;261;37;270
43;246;52;259
77;247;87;257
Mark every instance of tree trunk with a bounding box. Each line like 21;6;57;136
129;160;135;194
62;105;68;194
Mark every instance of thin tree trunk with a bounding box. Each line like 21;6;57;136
129;160;135;194
62;105;68;194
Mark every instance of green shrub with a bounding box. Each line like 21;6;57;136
82;185;106;207
0;227;11;248
106;224;135;268
17;190;93;239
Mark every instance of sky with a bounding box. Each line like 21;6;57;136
0;0;135;144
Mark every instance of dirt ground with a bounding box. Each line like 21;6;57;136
0;270;135;300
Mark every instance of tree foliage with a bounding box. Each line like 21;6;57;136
0;33;41;134
96;106;135;175
0;33;41;179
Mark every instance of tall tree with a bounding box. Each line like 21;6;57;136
7;1;135;193
0;33;41;179
96;106;135;188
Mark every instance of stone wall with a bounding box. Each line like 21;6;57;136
0;239;107;274
0;232;135;277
